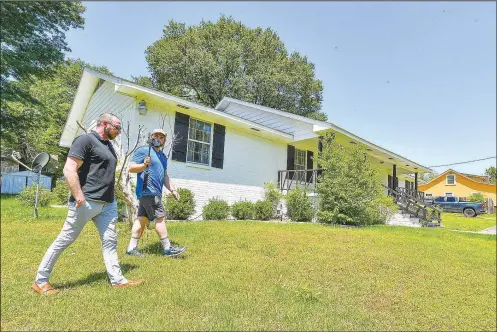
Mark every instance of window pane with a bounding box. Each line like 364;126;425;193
186;140;210;165
187;118;212;165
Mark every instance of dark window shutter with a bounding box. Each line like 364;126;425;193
306;151;314;182
211;124;226;169
388;175;393;189
172;112;189;162
287;145;295;170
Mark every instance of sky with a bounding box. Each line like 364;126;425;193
64;1;496;176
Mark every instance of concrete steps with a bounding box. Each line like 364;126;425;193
387;212;422;227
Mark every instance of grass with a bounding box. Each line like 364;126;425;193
1;196;496;331
441;212;496;232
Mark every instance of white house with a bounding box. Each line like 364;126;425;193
60;69;432;217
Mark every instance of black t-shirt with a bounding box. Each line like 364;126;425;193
68;131;118;203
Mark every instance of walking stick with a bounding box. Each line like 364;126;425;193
141;140;153;194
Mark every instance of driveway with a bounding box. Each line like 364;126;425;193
479;226;496;235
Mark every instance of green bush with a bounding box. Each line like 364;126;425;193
51;179;70;205
231;200;255;220
164;188;196;220
254;200;273;220
467;192;486;203
264;182;283;212
17;185;53;207
286;186;314;222
316;132;388;226
374;195;399;223
202;197;230;220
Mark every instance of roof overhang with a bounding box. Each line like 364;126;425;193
60;69;293;148
61;70;432;175
59;70;101;147
314;125;433;174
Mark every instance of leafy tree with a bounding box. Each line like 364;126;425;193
422;172;438;182
484;166;496;184
1;59;112;176
1;2;85;103
467;192;486;203
316;132;389;225
145;16;326;120
131;75;154;89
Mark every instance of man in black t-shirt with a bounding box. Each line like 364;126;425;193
32;113;144;295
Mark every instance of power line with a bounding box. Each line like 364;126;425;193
429;156;496;168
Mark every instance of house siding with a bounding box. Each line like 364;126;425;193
83;82;135;130
84;95;288;218
168;121;287;216
77;79;432;218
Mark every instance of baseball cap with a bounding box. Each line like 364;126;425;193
151;128;166;137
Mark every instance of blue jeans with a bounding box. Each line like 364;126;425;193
35;199;128;286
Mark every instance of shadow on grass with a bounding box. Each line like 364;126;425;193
140;241;188;260
55;263;138;289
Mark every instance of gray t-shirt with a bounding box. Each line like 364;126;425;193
68;131;118;203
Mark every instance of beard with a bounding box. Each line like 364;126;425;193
105;126;118;140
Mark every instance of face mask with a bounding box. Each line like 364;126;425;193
148;138;162;147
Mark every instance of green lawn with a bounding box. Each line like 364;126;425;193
441;212;496;232
1;196;496;331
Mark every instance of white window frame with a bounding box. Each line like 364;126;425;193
294;149;306;182
186;117;213;166
446;174;456;185
445;192;453;197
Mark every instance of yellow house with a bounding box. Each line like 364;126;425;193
418;169;496;206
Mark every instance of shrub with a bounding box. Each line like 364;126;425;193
202;197;230;220
51;179;70;205
17;185;53;207
373;195;398;224
231;200;255;220
164;188;196;220
316;132;387;226
286;186;314;222
467;192;486;203
264;182;283;211
254;199;273;220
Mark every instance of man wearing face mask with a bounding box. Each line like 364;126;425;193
126;128;187;257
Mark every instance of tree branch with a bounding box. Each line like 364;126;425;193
76;120;87;133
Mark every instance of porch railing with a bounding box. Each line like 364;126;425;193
383;185;442;225
395;187;425;202
278;169;321;192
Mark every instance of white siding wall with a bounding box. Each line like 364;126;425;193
83;85;288;218
84;82;135;130
81;82;421;219
167;119;287;217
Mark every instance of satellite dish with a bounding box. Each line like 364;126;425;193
32;152;50;173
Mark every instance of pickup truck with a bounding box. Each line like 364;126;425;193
425;196;487;217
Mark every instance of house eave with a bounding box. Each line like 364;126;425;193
315;126;433;174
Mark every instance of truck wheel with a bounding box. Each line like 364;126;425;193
463;208;476;218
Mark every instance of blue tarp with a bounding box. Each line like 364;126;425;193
1;171;52;194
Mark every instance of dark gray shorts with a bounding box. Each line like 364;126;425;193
137;196;165;221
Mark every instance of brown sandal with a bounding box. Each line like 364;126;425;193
31;282;58;295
